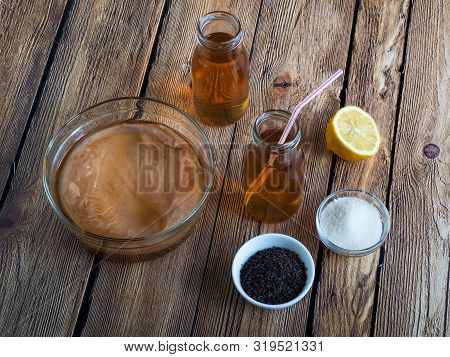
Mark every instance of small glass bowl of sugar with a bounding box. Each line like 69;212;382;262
316;189;390;256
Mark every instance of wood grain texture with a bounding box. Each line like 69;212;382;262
0;0;66;195
81;0;262;336
0;0;165;336
192;0;356;336
374;0;449;336
312;0;410;336
1;0;447;337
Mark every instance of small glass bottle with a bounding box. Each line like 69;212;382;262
192;11;249;126
243;110;305;223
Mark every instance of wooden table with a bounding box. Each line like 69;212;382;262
0;0;448;337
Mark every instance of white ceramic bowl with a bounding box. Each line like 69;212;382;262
231;233;315;309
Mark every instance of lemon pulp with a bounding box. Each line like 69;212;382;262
326;106;381;160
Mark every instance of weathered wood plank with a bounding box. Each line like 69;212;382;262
374;0;449;336
192;0;356;336
0;0;165;336
0;0;66;195
312;0;410;336
82;0;262;336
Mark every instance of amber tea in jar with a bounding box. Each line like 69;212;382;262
192;11;249;126
243;110;305;223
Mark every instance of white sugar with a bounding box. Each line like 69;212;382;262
320;197;382;250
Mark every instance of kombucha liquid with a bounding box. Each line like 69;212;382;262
192;32;249;126
243;128;304;223
56;122;206;238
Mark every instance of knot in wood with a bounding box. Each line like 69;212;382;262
423;143;440;159
274;79;291;88
273;74;292;94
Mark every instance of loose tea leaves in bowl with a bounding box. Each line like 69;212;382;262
240;247;307;305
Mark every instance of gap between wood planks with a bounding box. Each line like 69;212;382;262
369;0;414;336
304;0;361;337
0;0;75;213
444;261;449;335
71;0;172;336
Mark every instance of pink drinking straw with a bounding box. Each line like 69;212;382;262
243;69;344;206
278;68;344;145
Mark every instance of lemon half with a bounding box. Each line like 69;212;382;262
326;106;381;161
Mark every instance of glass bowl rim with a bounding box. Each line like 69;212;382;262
42;97;215;244
315;188;391;256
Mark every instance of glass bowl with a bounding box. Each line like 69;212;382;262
316;189;390;256
43;98;214;260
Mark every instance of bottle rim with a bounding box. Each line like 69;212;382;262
196;11;243;50
252;110;301;153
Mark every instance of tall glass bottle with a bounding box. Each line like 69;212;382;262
192;11;249;126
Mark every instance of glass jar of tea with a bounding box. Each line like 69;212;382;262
243;110;305;223
192;11;249;126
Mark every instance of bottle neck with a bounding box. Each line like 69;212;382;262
196;11;243;53
252;110;301;155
